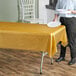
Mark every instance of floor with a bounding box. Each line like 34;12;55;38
0;45;76;76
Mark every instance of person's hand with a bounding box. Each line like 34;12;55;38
67;9;76;14
71;10;76;14
53;18;57;22
53;14;58;22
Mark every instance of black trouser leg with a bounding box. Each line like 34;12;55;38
60;45;66;57
69;32;76;59
60;17;76;59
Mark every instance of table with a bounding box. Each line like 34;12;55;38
0;22;67;74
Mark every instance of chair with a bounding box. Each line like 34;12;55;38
17;0;43;24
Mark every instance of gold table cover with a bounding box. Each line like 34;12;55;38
0;22;67;57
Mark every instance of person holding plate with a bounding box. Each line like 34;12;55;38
53;0;76;65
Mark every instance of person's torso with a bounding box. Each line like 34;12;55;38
57;0;76;18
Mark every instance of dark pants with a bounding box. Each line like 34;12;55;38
60;17;76;59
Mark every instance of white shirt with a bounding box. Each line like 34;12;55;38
55;0;76;18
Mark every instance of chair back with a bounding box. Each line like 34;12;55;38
18;0;36;21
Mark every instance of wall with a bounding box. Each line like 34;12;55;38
0;0;18;22
0;0;55;23
46;9;55;23
39;0;49;24
39;0;57;24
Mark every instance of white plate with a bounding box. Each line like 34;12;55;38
47;21;61;27
56;9;71;14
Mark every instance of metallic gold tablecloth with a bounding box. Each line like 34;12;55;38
0;22;67;57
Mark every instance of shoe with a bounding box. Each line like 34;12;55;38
55;57;65;62
68;58;76;65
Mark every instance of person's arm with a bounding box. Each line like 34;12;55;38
53;14;59;21
53;0;60;21
69;1;76;14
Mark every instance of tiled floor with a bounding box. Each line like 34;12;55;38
0;46;76;76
